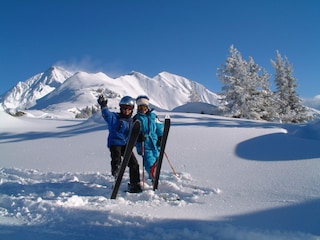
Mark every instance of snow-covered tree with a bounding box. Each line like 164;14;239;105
217;45;248;118
75;105;100;119
271;51;311;123
246;57;277;121
189;82;201;102
217;45;276;120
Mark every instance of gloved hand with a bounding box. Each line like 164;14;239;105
137;133;146;142
97;95;108;108
156;136;162;146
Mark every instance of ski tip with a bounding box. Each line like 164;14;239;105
165;114;170;119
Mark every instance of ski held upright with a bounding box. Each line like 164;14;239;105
153;115;171;191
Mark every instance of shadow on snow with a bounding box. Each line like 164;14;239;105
235;132;320;161
0;199;319;240
0;122;106;144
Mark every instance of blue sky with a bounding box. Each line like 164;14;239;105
1;0;319;98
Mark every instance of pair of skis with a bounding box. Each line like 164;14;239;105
110;116;171;199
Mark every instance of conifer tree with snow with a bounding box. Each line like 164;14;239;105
217;45;248;118
189;82;201;102
271;51;311;123
248;57;279;121
217;45;276;120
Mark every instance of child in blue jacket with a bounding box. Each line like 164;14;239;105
98;95;142;193
134;95;164;180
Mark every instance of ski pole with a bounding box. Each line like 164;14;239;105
142;141;145;188
164;151;178;177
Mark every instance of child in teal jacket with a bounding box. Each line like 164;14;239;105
134;95;163;179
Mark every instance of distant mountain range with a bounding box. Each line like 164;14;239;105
1;66;319;119
0;66;221;118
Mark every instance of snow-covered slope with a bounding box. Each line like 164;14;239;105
0;108;319;239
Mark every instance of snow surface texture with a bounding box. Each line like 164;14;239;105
1;109;320;240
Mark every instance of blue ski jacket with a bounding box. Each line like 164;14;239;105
134;110;164;155
101;107;132;148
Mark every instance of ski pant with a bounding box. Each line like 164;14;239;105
109;145;141;184
143;149;159;177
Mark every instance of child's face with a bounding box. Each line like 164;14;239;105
121;105;133;116
138;105;148;114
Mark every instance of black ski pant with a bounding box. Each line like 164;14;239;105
110;145;140;184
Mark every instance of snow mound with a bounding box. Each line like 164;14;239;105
172;102;222;115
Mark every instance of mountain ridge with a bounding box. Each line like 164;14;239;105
1;66;220;118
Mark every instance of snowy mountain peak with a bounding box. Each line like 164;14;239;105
1;66;73;110
128;70;145;76
42;66;74;84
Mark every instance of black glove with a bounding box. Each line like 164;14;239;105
97;95;108;108
157;136;162;146
137;133;146;142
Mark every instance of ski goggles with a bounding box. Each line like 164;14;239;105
120;105;133;110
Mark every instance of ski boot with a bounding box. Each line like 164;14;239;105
128;183;142;193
